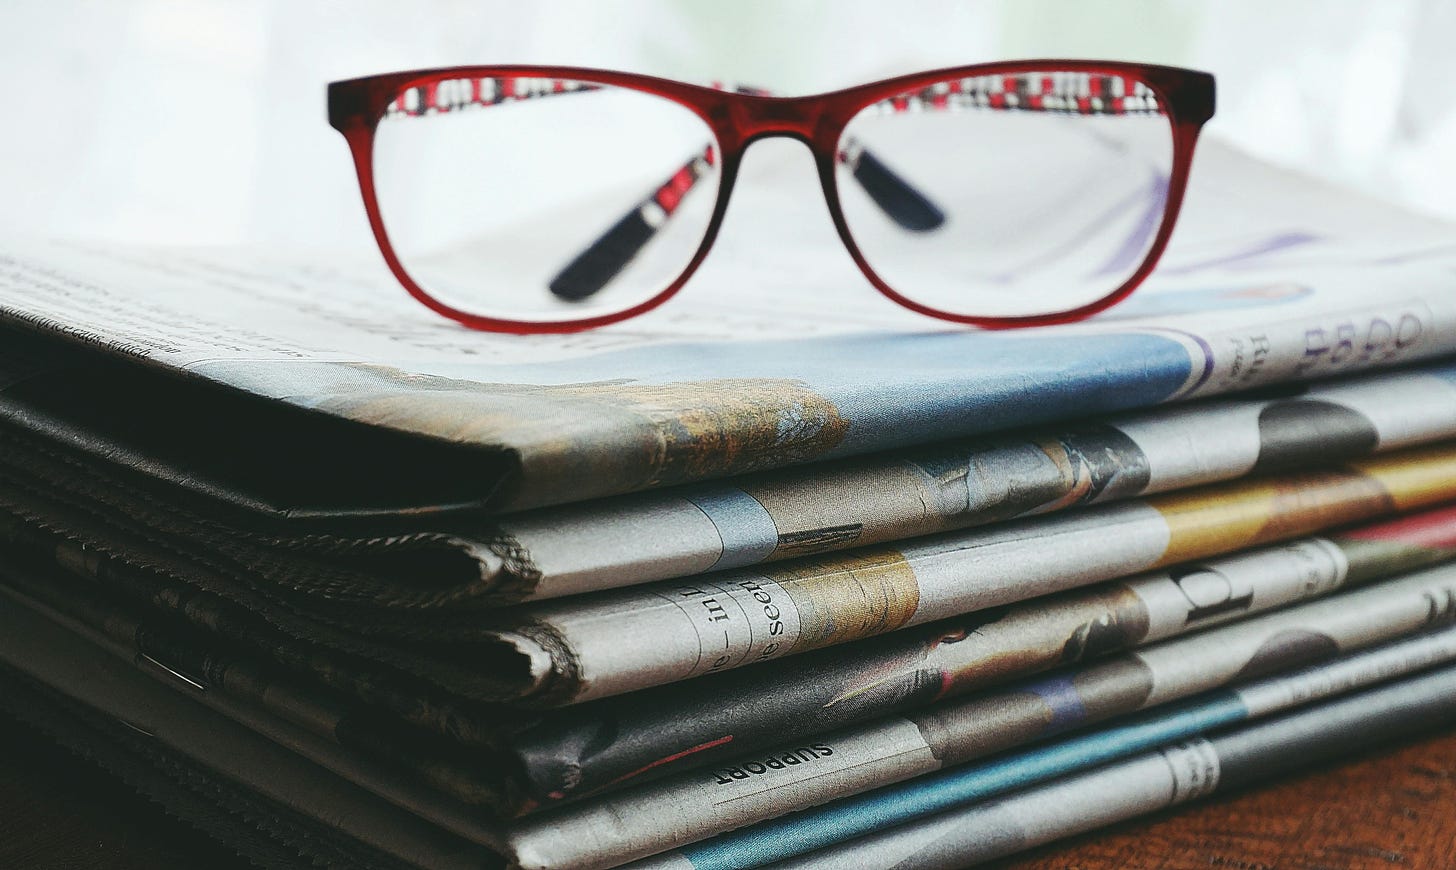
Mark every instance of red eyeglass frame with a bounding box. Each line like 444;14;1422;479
328;62;1215;334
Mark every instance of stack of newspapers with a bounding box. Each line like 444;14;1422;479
3;141;1456;870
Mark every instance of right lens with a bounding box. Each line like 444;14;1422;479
836;71;1175;320
372;76;721;324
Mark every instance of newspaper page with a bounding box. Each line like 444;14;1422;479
503;566;1456;869
0;141;1454;513
628;628;1456;870
482;362;1456;602
492;444;1456;703
9;350;1455;613
750;665;1456;870
504;504;1456;806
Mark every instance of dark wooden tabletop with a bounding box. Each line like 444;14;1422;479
1004;725;1456;870
2;712;1453;870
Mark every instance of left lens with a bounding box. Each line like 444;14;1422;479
835;70;1175;320
372;75;721;324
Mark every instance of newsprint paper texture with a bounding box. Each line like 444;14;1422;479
631;627;1456;870
8;499;1455;821
503;566;1456;869
494;444;1456;703
0;583;502;870
0;141;1454;514
487;361;1456;602
4;553;1451;870
7;349;1454;615
508;504;1456;806
752;664;1456;870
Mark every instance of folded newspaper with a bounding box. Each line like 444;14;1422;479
2;142;1454;517
2;138;1455;869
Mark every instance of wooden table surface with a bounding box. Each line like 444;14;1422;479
2;712;1454;870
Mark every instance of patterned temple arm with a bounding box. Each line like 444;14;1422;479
549;84;955;302
382;77;946;300
384;73;1162;302
865;71;1163;115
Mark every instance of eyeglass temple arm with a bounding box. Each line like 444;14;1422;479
387;75;1161;303
547;83;948;302
384;78;939;299
548;74;1162;302
544;136;945;301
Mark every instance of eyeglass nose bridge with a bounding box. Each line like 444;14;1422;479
721;94;834;148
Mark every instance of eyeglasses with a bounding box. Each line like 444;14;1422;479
328;63;1214;334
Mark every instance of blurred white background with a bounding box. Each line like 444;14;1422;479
1;0;1452;250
